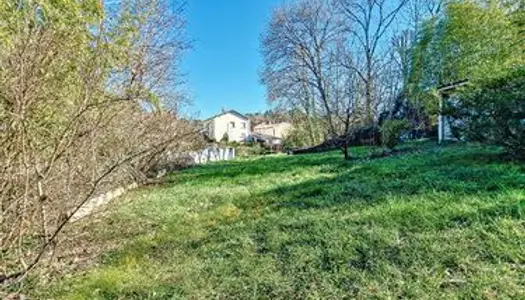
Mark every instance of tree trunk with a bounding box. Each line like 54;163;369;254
343;144;351;160
305;95;316;145
365;76;373;125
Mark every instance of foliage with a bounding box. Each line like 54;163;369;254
30;142;525;299
234;143;269;158
283;126;316;149
454;67;525;158
408;0;525;113
0;0;196;285
282;109;324;149
380;119;411;149
246;108;292;126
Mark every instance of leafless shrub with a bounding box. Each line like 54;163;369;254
0;0;200;285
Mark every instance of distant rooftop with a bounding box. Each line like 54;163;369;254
205;109;248;121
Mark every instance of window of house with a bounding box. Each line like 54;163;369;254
241;122;246;129
230;121;235;128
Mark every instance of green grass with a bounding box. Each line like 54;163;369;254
38;141;525;299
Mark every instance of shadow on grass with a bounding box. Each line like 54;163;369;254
165;141;442;186
96;142;525;259
250;143;525;212
169;153;342;184
45;142;525;299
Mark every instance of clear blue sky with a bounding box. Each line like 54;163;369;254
183;0;281;119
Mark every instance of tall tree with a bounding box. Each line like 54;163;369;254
261;0;344;138
336;0;409;124
410;0;524;89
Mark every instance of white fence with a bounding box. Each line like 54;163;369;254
189;147;235;165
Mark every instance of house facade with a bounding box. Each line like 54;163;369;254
204;110;250;142
253;122;292;139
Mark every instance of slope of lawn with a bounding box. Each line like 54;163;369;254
39;141;524;299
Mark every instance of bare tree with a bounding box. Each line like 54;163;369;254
260;0;448;156
379;0;446;127
336;0;409;124
261;0;383;159
261;0;345;138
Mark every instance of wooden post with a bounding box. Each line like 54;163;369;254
439;95;443;144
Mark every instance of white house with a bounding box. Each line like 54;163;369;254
204;110;250;142
253;122;292;139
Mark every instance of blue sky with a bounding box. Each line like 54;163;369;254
182;0;281;119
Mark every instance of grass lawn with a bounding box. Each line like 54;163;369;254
36;141;524;299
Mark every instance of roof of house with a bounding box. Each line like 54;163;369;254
253;122;291;129
251;133;283;145
437;79;470;93
205;110;249;121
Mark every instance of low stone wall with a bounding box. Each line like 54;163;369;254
70;183;139;221
71;147;236;221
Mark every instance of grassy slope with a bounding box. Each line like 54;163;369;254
41;142;524;299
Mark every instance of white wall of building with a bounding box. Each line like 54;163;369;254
206;112;250;142
253;122;292;138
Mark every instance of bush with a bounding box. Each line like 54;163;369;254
283;126;315;149
455;67;525;158
380;119;411;149
228;141;240;147
0;0;197;284
235;143;268;157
